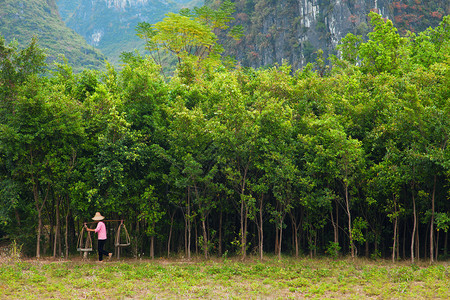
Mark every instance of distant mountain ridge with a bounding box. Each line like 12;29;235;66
56;0;202;65
103;0;156;9
0;0;106;71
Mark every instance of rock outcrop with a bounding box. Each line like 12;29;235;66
221;0;449;70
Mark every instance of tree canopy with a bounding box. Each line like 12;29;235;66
0;10;449;262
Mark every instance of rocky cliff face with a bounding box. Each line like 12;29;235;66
56;0;449;69
222;0;449;70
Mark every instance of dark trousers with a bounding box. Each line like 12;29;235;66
97;239;110;261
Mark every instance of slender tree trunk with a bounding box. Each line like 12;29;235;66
259;194;263;260
392;195;398;263
187;187;191;259
240;196;248;260
243;207;248;258
150;236;154;259
202;218;208;259
290;212;299;258
397;220;400;260
430;175;436;263
184;213;187;257
291;222;295;254
53;197;60;258
33;180;49;258
331;207;338;245
411;183;417;263
65;205;69;259
424;221;429;259
278;217;284;260
167;209;175;258
37;208;42;258
218;210;222;256
194;220;198;255
314;231;317;257
344;182;354;258
240;165;249;261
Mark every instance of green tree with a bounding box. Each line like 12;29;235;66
136;1;242;71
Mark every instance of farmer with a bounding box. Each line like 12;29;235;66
85;212;113;262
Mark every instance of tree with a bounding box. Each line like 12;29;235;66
300;114;365;258
136;1;242;70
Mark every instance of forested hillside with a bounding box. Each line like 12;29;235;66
0;5;449;262
210;0;450;70
56;0;203;65
0;0;106;71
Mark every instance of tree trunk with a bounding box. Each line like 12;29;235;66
194;219;198;255
430;175;436;263
258;193;264;260
167;209;175;258
218;210;222;256
290;212;298;258
278;217;284;260
202;218;208;259
392;195;398;263
331;206;338;245
424;221;429;259
187;187;191;259
150;235;154;259
239;165;249;261
53;197;60;258
411;184;417;263
344;182;354;258
184;212;188;258
65;206;69;259
314;231;317;257
240;196;246;260
37;208;42;258
33;180;49;258
243;206;248;259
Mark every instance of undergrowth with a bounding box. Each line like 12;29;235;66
0;257;448;299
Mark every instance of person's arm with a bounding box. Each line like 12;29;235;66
84;223;95;232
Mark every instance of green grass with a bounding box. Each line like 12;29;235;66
0;257;448;299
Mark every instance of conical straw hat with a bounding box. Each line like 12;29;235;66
92;212;105;221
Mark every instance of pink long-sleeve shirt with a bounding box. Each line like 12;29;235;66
95;221;107;240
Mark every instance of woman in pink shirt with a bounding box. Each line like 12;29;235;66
85;212;112;261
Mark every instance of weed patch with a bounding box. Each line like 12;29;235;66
0;257;448;299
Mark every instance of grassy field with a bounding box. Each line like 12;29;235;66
0;256;448;299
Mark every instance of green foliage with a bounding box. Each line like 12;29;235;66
0;11;450;261
325;242;341;258
435;212;450;233
137;1;242;72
